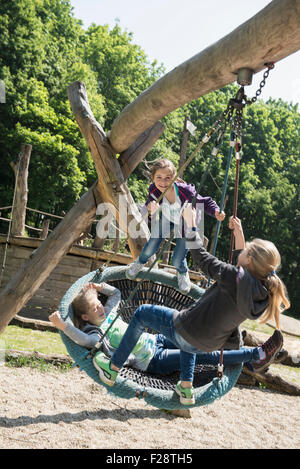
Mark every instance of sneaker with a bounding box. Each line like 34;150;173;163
252;329;284;372
93;352;118;387
175;381;195;406
126;260;144;279
177;271;191;294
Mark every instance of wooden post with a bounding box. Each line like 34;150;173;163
39;219;50;240
118;121;165;179
10;144;32;236
179;117;190;170
67;81;150;259
108;0;300;153
0;183;101;334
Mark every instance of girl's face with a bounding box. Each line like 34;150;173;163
153;167;175;192
237;248;252;269
82;297;105;326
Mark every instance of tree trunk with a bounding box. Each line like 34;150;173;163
0;183;101;334
108;0;300;153
10;144;32;237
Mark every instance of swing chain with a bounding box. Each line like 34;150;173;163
215;62;275;141
246;62;275;104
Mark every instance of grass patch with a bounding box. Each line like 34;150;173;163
0;325;68;355
0;325;72;372
5;355;72;373
241;319;275;336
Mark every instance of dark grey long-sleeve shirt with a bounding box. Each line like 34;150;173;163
173;230;269;351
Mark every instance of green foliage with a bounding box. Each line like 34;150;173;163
83;22;164;129
0;0;104;214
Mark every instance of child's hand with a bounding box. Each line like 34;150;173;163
229;216;245;249
148;201;159;216
49;311;66;331
215;209;225;221
229;216;243;233
182;203;197;227
82;282;102;294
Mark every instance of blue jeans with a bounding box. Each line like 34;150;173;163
111;305;260;382
147;334;260;376
138;217;188;274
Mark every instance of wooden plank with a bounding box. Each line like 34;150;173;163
2;246;32;260
0;235;133;264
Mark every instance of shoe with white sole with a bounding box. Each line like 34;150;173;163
175;381;195;405
93;352;118;387
126;260;144;279
177;271;191;294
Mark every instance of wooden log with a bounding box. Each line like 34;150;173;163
179;117;191;170
10;144;32;236
5;349;72;366
109;0;300;153
0;183;101;334
118;121;165;179
242;366;300;396
67;81;150;259
9;314;58;332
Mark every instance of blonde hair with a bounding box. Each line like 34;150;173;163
72;288;98;329
149;158;185;183
245;238;290;329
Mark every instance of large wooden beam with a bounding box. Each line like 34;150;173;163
118;121;165;179
0;184;100;334
109;0;300;153
67;81;150;259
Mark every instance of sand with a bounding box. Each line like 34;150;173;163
1;365;299;450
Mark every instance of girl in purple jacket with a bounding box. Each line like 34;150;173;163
127;158;225;293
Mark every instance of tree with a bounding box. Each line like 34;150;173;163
0;0;105;215
83;22;164;130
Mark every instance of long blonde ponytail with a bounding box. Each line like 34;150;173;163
245;239;290;329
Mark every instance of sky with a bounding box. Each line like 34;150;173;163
69;0;300;106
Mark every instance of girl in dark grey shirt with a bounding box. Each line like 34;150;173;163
93;209;290;405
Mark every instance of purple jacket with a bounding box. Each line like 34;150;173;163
145;181;219;218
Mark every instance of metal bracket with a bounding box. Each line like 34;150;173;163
237;68;254;86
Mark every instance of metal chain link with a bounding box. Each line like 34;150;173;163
246;62;275;104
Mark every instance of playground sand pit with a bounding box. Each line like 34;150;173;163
0;365;299;449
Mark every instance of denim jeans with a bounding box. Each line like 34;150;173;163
147;334;260;375
111;304;260;382
138;217;188;274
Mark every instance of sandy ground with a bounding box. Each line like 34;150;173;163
1;365;299;450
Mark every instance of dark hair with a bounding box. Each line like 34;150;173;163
71;288;108;329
